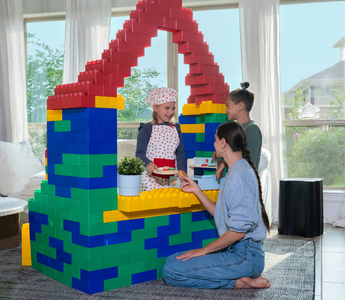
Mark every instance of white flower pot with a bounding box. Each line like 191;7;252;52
118;174;141;196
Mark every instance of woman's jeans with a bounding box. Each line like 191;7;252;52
162;239;265;289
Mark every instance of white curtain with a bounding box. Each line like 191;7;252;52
0;0;28;143
239;0;284;223
63;0;112;84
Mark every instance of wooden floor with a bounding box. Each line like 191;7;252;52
20;213;345;299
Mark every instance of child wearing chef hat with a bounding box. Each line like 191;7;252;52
135;87;186;191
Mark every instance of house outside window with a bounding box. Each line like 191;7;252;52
281;1;345;189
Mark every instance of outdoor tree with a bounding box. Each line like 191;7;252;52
284;89;345;186
117;67;162;122
27;32;64;123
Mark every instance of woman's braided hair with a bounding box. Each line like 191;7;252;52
217;121;270;233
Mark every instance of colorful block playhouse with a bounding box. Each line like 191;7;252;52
28;0;230;294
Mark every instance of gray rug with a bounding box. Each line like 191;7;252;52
0;239;314;300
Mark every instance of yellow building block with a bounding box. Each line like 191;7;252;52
104;210;131;222
47;110;62;121
199;101;226;114
180;124;205;133
117;195;142;212
103;188;218;223
182;103;200;115
95;95;124;110
22;223;32;266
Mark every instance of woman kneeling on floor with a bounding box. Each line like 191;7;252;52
162;121;271;290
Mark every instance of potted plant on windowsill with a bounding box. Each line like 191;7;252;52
117;156;145;196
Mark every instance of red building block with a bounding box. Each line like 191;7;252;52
170;7;193;21
184;53;214;65
190;84;229;96
157;0;182;9
109;39;145;57
116;29;151;47
187;95;195;103
103;63;131;77
161;16;177;31
175;19;198;32
102;49;138;67
185;73;225;86
103;86;118;97
136;1;170;17
195;94;227;105
130;9;164;27
173;30;203;44
55;84;72;95
123;19;158;38
178;41;209;55
189;63;219;75
69;82;104;96
78;70;101;83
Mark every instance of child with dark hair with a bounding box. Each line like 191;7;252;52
213;82;262;176
162;121;270;290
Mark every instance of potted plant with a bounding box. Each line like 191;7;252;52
117;156;145;196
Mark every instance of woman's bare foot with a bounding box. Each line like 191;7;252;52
234;276;271;289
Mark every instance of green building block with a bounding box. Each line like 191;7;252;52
169;232;192;245
40;181;55;195
196;133;205;142
202;237;218;247
146;257;166;270
196;115;205;124
145;215;170;228
104;275;131;290
104;253;133;269
42;265;56;280
181;212;192;223
118;261;146;277
132;249;157;263
64;263;81;279
204;113;228;124
118;240;145;255
56;271;72;287
54;120;71;132
80;221;118;236
132;227;157;241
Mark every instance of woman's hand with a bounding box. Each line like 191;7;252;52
177;173;201;195
215;161;226;179
146;162;157;173
176;248;208;262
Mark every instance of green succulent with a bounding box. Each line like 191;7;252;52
117;156;145;175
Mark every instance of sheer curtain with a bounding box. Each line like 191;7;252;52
239;0;284;223
0;0;28;142
63;0;112;84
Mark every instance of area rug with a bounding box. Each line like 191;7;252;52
0;239;315;300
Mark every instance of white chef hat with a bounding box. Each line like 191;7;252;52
145;87;178;108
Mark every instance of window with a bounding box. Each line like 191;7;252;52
26;20;65;157
110;15;168;140
281;1;345;188
178;8;242;115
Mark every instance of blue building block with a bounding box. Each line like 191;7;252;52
181;133;196;142
132;269;157;285
55;185;71;198
192;228;218;241
118;219;145;232
192;210;214;222
178;114;196;124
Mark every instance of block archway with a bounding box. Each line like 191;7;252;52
30;0;229;294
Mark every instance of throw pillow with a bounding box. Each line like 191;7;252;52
0;140;44;196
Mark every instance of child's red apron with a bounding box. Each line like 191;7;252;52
140;124;180;191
